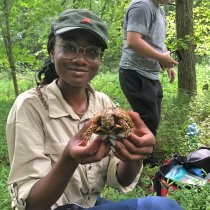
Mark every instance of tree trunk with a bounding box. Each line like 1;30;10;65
2;0;19;96
176;0;196;94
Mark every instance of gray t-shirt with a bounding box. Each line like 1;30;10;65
119;0;166;80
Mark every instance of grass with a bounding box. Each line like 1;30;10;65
0;64;209;209
0;100;13;210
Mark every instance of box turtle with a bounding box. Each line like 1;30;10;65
82;107;134;146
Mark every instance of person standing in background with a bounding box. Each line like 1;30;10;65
119;0;178;137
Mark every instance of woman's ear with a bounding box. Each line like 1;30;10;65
50;51;54;63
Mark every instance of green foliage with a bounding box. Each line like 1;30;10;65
102;185;148;201
155;64;210;160
169;183;210;210
0;166;10;210
166;0;210;58
0;0;209;78
91;70;131;109
193;0;210;56
0;99;13;210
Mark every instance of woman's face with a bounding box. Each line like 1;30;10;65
52;30;102;88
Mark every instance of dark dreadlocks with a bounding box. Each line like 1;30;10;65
37;30;58;85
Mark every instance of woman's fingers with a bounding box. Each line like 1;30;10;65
128;111;147;130
113;141;149;161
108;110;155;161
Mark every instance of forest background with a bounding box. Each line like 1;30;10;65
0;0;210;210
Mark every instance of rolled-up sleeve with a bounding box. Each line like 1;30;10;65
6;95;52;209
106;154;143;192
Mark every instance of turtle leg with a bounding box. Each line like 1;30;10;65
118;119;132;138
82;123;98;141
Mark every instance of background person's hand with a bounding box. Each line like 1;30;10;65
167;68;176;83
112;111;155;162
159;51;179;69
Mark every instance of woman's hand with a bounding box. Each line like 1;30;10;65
66;122;110;164
114;111;155;186
112;111;155;162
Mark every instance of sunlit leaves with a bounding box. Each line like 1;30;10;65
166;0;210;56
0;0;209;73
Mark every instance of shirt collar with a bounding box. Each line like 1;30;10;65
46;80;96;120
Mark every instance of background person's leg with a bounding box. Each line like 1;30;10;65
119;68;163;136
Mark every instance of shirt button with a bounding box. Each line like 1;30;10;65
91;188;95;192
88;166;92;170
88;196;91;200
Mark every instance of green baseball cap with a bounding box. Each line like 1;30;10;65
52;9;108;48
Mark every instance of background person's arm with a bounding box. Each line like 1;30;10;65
127;32;178;68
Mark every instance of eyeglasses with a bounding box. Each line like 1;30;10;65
55;41;102;63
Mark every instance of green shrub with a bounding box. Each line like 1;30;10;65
169;183;210;210
0;100;13;210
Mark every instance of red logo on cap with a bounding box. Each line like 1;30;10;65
80;17;92;25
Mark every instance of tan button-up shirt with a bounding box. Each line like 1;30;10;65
6;80;142;210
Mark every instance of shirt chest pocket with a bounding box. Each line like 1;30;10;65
44;141;67;164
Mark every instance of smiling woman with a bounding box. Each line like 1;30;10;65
6;8;182;210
